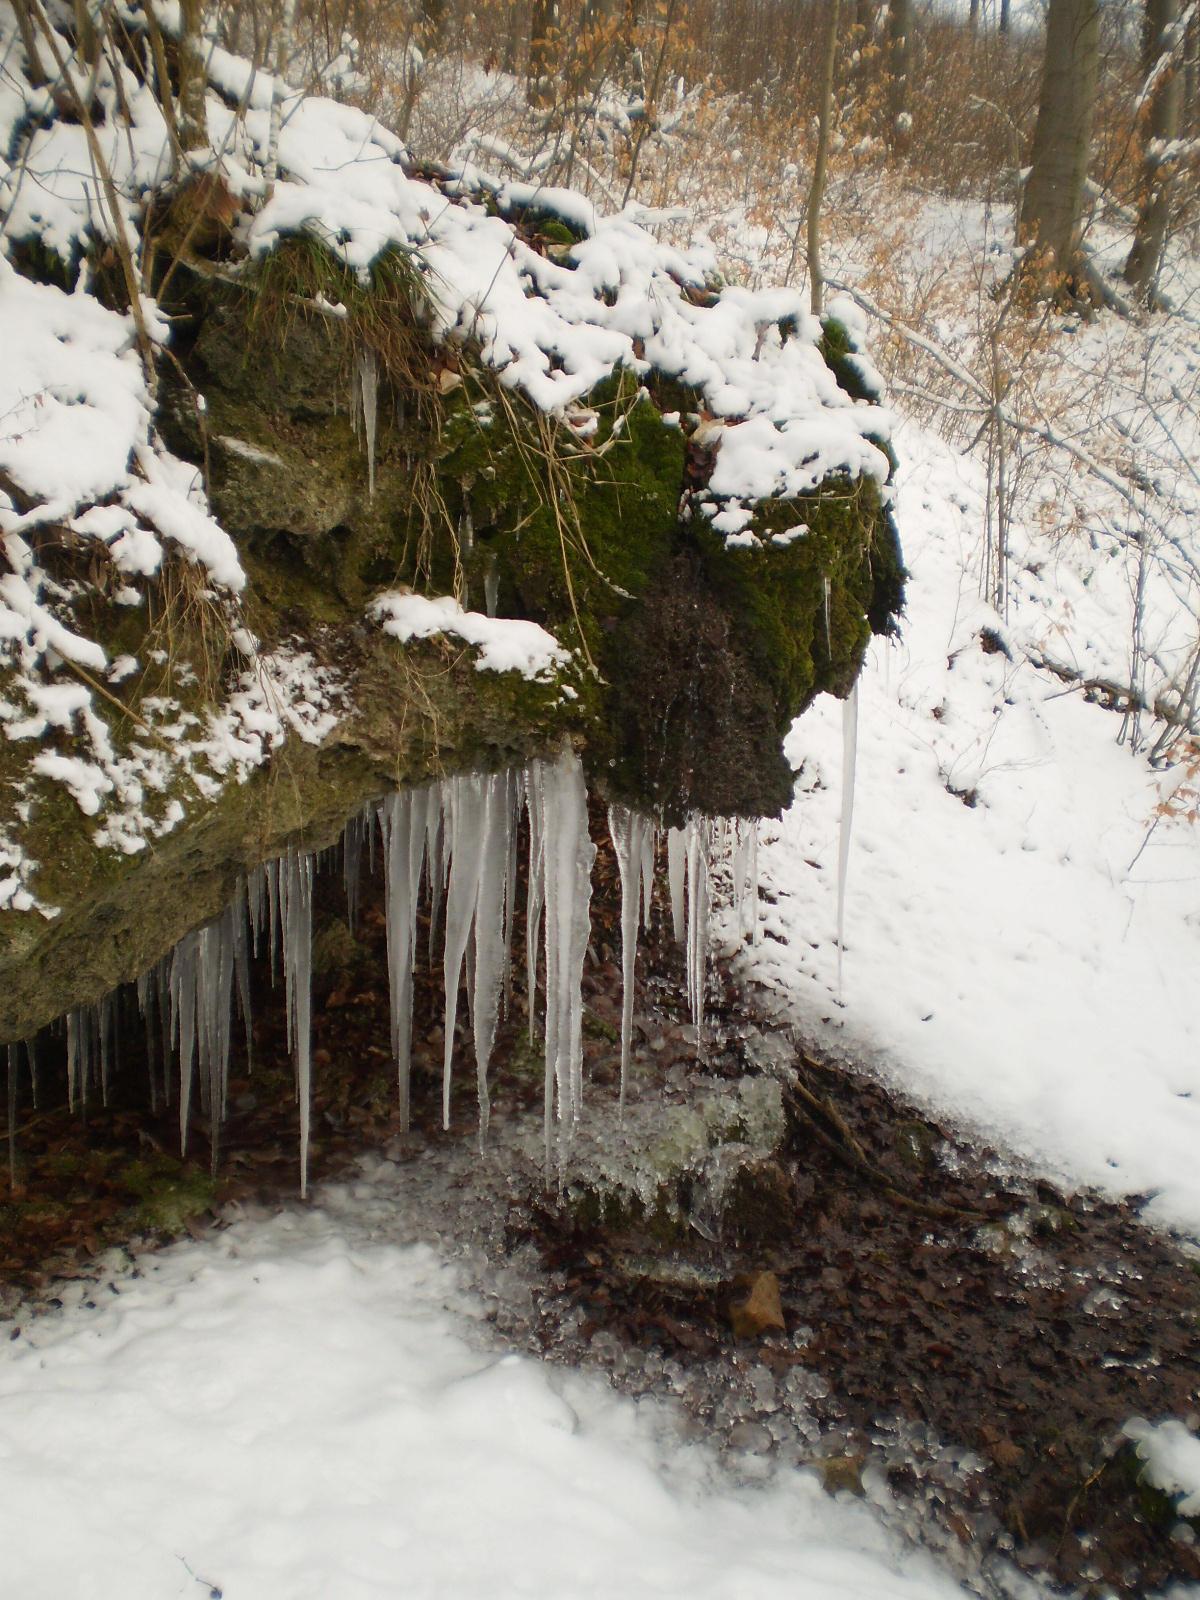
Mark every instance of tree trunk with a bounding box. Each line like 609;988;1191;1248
10;0;48;87
888;0;912;149
999;0;1010;33
528;0;560;107
1019;0;1101;286
1124;0;1184;294
177;0;209;151
808;0;841;315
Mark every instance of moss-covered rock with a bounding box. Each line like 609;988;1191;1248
0;236;903;1043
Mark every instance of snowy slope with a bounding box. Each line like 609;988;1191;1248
743;417;1200;1235
1;1204;966;1600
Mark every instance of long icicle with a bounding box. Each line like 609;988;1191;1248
442;776;486;1130
607;804;652;1116
837;680;859;995
282;848;314;1196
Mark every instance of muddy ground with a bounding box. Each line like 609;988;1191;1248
3;803;1199;1598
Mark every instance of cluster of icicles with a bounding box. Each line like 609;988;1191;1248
27;748;765;1196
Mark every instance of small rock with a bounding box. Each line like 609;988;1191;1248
730;1272;786;1339
988;1437;1023;1470
819;1454;866;1495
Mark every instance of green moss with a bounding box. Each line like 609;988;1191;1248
121;1156;216;1233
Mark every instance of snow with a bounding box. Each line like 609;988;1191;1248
744;418;1200;1236
1123;1418;1200;1516
0;1206;967;1600
372;590;571;679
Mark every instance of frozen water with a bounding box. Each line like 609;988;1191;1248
441;775;487;1131
534;746;596;1171
837;682;858;994
668;825;687;945
607;804;656;1112
279;849;314;1196
686;818;712;1042
380;787;433;1133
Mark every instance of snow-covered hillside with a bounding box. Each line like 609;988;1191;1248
744;415;1200;1233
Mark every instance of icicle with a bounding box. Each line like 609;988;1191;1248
823;574;832;659
468;773;513;1147
607;805;654;1114
137;971;158;1116
27;1034;39;1112
484;555;499;618
537;744;595;1173
685;818;711;1045
380;788;430;1134
502;769;520;1021
524;764;546;1044
156;957;172;1108
280;848;314;1196
66;1008;82;1110
232;879;253;1073
441;775;486;1130
172;930;200;1157
357;345;378;499
266;858;280;980
8;1041;18;1189
343;810;365;932
667;825;687;945
837;681;859;995
640;822;656;930
426;795;444;970
247;864;268;958
98;992;115;1108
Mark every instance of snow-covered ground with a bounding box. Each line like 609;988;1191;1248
1;1197;967;1600
746;415;1200;1236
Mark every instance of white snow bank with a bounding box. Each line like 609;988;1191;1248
745;420;1200;1235
373;591;571;679
0;1208;964;1600
0;259;243;593
1124;1419;1200;1516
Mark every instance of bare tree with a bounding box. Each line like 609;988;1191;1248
528;0;560;106
1124;0;1185;296
178;0;210;151
888;0;912;148
1019;0;1101;289
807;0;840;314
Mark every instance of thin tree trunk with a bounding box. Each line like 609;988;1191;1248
177;0;209;151
888;0;912;148
10;0;48;87
999;0;1011;33
528;0;560;107
808;0;840;315
621;0;678;206
1019;0;1101;286
265;0;298;192
1124;0;1184;294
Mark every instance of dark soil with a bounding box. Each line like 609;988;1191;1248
3;800;1199;1598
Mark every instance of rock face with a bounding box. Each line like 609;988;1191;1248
0;232;901;1044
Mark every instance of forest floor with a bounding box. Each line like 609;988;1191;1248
3;800;1199;1599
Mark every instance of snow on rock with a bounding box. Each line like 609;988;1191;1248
372;591;571;679
1123;1419;1200;1516
0;1209;967;1600
236;92;892;523
0;260;243;594
744;418;1200;1236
